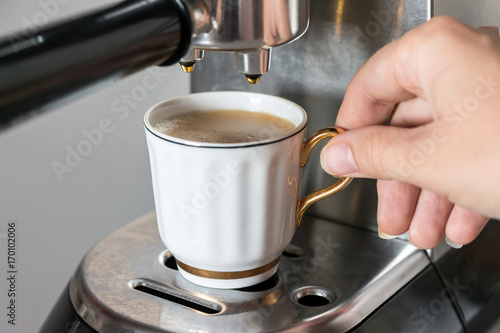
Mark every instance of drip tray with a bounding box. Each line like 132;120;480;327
69;212;429;332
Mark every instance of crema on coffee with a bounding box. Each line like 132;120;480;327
154;110;295;143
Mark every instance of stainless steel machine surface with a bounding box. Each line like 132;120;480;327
68;212;432;332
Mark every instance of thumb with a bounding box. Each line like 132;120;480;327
320;125;425;182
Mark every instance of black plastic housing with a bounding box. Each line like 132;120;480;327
0;0;192;127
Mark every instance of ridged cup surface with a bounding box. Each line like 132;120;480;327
144;92;307;288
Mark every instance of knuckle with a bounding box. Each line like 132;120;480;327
356;130;389;178
426;16;461;32
477;32;499;51
424;16;465;37
416;16;468;49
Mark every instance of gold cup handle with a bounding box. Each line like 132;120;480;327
296;127;353;227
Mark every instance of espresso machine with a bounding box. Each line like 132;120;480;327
1;0;499;332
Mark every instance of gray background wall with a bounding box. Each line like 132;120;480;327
0;0;189;332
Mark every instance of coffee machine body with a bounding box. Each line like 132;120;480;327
24;0;500;331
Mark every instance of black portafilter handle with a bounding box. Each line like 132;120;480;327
0;0;192;129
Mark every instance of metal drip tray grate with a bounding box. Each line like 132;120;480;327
133;277;223;315
69;212;428;332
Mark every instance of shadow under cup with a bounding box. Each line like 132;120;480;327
144;91;310;289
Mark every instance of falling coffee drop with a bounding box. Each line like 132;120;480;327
180;62;196;73
245;74;262;84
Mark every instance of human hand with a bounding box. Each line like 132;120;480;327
320;16;500;249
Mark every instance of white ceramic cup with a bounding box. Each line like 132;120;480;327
144;91;351;289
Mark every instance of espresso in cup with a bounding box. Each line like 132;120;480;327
154;110;295;143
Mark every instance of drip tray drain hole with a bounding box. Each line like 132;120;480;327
293;287;335;307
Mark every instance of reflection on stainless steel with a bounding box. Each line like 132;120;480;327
192;0;430;231
182;0;310;80
434;0;500;27
432;221;500;332
182;0;213;35
69;212;428;332
352;266;464;333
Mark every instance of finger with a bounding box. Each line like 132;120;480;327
321;124;432;181
408;191;454;249
478;26;500;38
336;16;482;130
335;38;415;129
335;18;452;129
377;180;420;237
445;206;490;246
389;97;435;127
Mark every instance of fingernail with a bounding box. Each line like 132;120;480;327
445;236;463;249
320;142;358;175
378;227;398;239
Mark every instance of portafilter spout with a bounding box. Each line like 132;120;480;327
180;0;310;84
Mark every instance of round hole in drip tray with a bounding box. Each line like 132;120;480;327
163;252;178;270
294;287;335;307
298;295;330;307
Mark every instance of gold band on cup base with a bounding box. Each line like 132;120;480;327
175;257;281;280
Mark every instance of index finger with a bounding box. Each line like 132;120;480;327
335;16;485;130
335;35;418;129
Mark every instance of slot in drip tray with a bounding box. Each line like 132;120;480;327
132;280;222;315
